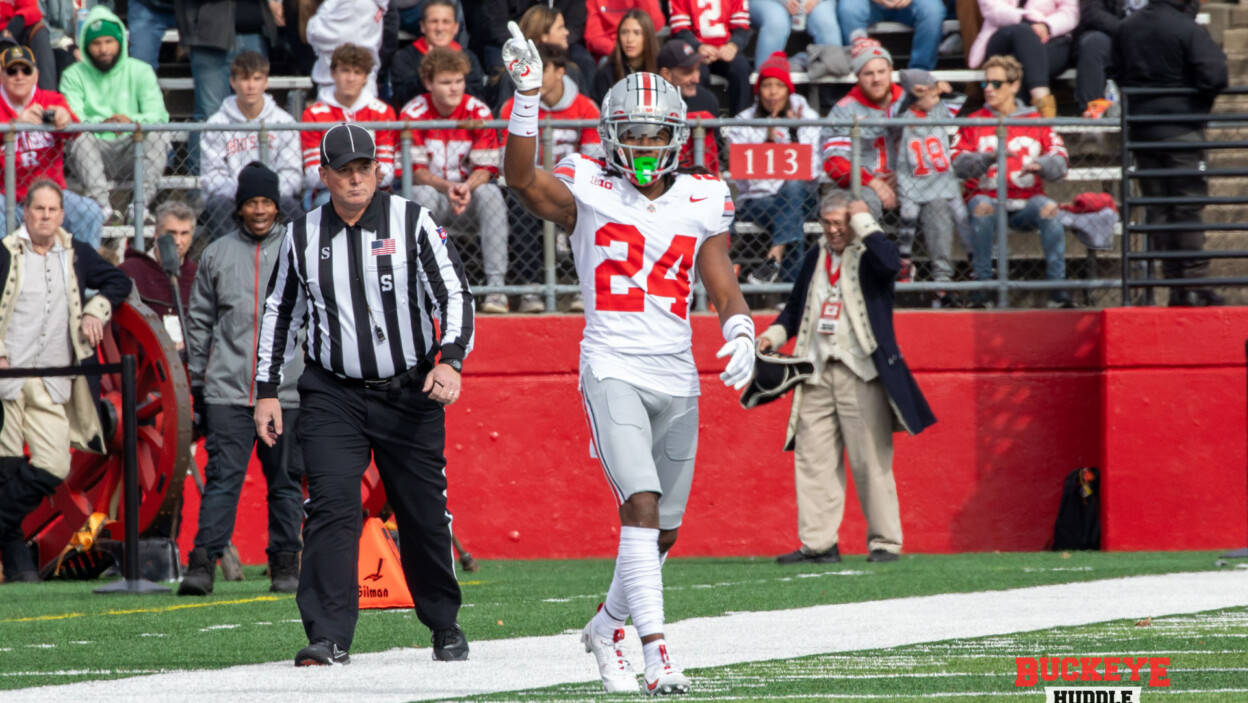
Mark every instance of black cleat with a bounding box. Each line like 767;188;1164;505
776;545;841;564
432;624;470;661
295;639;350;666
867;549;900;563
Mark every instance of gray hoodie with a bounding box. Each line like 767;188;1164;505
186;222;304;408
202;94;303;201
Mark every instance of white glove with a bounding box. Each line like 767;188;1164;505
717;336;755;391
502;21;542;93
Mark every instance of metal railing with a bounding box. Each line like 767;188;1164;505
1119;85;1248;305
2;112;1235;309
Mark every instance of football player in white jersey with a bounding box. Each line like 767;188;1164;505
501;23;754;696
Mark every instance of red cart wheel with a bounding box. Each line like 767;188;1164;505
22;300;191;574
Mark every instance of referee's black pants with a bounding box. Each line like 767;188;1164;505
295;365;461;651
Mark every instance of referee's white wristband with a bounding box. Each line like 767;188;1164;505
722;314;755;343
508;91;540;139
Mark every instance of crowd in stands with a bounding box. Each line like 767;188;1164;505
0;0;1223;313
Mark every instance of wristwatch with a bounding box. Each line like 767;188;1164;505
440;358;463;373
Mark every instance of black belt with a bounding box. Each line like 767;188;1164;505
329;361;433;396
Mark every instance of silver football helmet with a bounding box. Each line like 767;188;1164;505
599;72;690;186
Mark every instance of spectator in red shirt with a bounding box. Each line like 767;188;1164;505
0;46;102;248
669;0;752;114
591;8;658;102
0;0;57;90
300;44;397;210
400;47;510;313
500;43;600;313
584;0;665;62
952;55;1071;308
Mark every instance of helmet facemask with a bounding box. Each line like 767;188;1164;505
608;123;681;185
599;73;691;186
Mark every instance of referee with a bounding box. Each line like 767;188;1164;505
254;123;475;667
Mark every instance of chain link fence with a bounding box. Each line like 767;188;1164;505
1;116;1139;310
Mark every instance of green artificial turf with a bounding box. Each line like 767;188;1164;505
461;608;1248;702
0;550;1237;692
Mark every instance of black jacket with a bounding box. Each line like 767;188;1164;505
1113;0;1227;137
482;0;587;48
772;230;936;438
1077;0;1127;36
174;0;280;52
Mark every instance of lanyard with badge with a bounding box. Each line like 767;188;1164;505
817;254;842;336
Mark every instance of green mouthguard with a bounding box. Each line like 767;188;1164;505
632;156;658;185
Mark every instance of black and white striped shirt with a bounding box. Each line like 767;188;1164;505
255;192;473;395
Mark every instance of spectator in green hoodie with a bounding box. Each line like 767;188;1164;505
58;5;170;225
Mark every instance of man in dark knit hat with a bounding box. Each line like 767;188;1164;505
180;162;305;596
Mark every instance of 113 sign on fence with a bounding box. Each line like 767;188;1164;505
728;143;812;180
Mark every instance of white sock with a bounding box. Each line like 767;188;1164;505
617;525;665;639
642;638;673;674
593;567;628;639
596;542;671;638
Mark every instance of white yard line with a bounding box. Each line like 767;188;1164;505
9;571;1248;703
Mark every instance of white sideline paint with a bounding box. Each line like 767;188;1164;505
10;571;1248;703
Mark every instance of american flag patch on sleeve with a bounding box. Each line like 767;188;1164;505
371;238;397;256
436;226;447;241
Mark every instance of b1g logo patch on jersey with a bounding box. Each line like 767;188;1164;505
591;175;614;190
436;226;448;241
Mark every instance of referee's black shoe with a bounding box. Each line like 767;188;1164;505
776;545;841;564
295;639;350;666
432;624;470;661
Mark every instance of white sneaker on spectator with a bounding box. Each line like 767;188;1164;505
519;293;545;314
581;620;638;693
939;32;963;56
643;644;691;696
480;294;509;314
568;293;585;313
127;204;154;226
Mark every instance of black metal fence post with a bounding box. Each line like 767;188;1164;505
94;354;171;594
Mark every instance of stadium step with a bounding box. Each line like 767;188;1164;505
1208;177;1248;197
1224;51;1248;84
1222;27;1248;52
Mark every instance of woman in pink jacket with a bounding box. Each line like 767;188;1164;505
967;0;1079;117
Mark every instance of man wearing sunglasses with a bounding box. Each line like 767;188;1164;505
952;54;1072;308
0;46;103;249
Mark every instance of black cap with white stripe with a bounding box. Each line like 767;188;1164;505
320;123;377;169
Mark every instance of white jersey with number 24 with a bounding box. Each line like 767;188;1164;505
554;153;734;397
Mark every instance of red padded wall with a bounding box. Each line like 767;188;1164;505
176;309;1247;563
